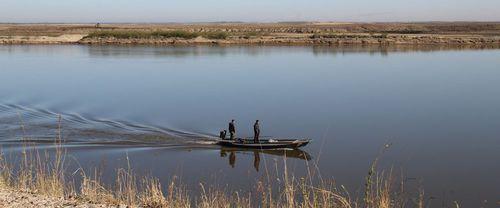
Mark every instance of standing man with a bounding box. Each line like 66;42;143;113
253;120;260;143
229;119;236;140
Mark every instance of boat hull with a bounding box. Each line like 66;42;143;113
216;139;310;149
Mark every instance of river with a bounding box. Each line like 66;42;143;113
1;45;499;207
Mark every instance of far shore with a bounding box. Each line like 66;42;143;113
1;22;500;46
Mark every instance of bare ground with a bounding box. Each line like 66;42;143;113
0;187;116;208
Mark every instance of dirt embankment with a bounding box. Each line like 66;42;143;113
0;187;114;208
1;22;500;46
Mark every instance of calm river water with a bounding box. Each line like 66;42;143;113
1;45;499;207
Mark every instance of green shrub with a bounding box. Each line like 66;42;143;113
201;31;229;39
151;30;199;39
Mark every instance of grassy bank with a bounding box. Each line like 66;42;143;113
86;30;229;40
0;117;429;208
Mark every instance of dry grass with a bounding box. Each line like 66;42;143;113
0;115;67;198
0;115;427;207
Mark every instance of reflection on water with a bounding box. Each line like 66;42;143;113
311;44;500;56
220;147;312;171
2;44;495;59
84;44;500;58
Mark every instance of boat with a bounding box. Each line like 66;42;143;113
216;138;311;149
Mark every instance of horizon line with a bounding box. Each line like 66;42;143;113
2;20;500;25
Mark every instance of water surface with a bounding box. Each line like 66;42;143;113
1;45;499;207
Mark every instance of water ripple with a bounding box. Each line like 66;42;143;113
0;103;215;146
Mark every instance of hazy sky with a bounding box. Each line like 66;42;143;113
1;0;499;23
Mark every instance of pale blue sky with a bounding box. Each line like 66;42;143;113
1;0;499;23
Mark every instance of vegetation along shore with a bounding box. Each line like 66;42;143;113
1;22;500;46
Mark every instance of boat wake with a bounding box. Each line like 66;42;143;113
0;103;217;147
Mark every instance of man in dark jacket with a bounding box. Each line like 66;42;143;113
219;130;227;140
229;119;236;140
253;120;260;143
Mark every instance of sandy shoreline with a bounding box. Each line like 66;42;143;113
0;34;85;44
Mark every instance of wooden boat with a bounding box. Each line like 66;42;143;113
216;139;310;149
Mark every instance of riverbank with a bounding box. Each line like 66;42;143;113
78;33;500;46
1;22;500;45
0;187;113;208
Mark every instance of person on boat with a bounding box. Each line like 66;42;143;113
253;120;260;143
219;129;227;140
229;119;236;140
